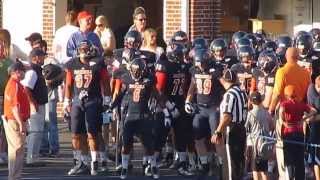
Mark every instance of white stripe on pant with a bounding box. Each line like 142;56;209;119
226;126;232;180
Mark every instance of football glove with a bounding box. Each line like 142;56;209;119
165;101;180;118
184;102;195;114
163;108;172;128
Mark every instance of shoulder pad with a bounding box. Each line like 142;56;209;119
64;59;76;69
113;48;124;57
89;61;97;66
209;68;216;73
143;77;153;85
225;57;231;62
155;63;166;72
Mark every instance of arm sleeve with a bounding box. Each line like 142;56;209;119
155;72;167;92
65;69;73;99
66;34;77;58
273;69;284;96
220;93;235;114
7;82;19;107
20;70;38;90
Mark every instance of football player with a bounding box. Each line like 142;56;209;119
231;45;258;95
111;58;160;179
254;50;279;108
227;31;247;58
64;40;110;176
154;43;194;176
185;49;224;175
295;33;320;81
275;35;292;66
209;38;238;69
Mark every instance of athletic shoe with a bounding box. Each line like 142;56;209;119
159;152;173;168
120;168;128;179
91;161;98;176
188;163;198;174
143;164;152;176
151;166;160;179
100;161;108;172
177;162;194;176
67;161;89;175
169;160;180;170
198;163;209;176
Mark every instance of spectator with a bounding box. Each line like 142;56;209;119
21;48;48;166
307;75;320;180
94;15;116;56
140;28;164;61
52;10;78;65
211;69;247;180
40;41;61;157
3;61;29;180
279;85;316;179
0;29;28;61
66;10;103;58
268;47;310;179
245;92;272;180
25;32;42;49
128;7;147;35
0;31;13;164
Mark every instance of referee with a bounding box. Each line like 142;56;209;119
211;69;247;180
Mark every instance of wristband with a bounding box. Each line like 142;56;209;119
214;131;222;138
103;96;111;104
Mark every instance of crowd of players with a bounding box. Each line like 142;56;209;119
61;19;320;179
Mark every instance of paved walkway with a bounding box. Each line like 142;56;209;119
0;122;217;180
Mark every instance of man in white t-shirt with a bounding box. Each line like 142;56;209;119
52;11;79;64
21;48;48;166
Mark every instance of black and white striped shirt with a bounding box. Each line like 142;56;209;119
220;85;248;124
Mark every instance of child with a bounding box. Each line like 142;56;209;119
279;85;316;180
246;91;273;180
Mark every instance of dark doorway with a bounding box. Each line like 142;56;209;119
67;0;163;48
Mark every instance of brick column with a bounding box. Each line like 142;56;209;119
189;0;222;41
163;0;182;43
43;0;55;54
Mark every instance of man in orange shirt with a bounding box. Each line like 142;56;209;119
3;61;30;180
268;47;310;179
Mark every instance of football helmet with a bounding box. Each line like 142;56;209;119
129;58;146;81
124;30;142;49
257;50;279;74
295;33;313;57
193;49;211;72
209;38;227;60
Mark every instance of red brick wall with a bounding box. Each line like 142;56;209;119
189;0;222;41
164;0;182;42
43;0;55;55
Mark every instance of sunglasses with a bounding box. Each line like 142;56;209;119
96;24;104;27
137;18;146;22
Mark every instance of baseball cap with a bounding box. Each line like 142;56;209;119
8;60;25;74
25;32;42;43
77;11;93;21
222;69;237;83
29;48;46;58
249;91;262;104
284;85;296;98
